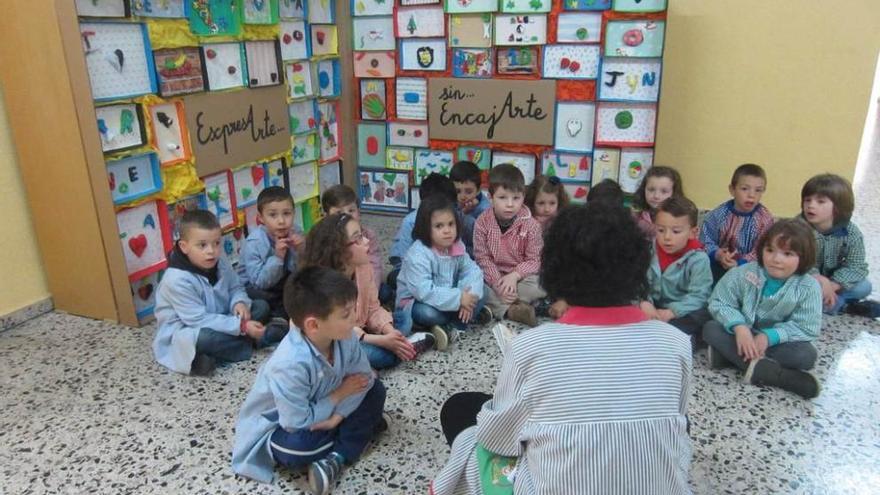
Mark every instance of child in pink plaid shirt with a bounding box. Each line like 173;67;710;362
473;164;546;327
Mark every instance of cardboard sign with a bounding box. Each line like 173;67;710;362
185;86;290;176
428;78;555;145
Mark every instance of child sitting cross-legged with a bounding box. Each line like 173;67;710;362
231;266;388;494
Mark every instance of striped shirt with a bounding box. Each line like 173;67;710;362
432;306;693;495
699;200;774;264
473;207;544;289
808;220;869;290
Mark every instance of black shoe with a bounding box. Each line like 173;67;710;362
308;451;345;495
843;300;880;318
707;346;732;370
475;306;494;325
407;332;436;354
534;297;552;318
190;354;216;377
744;358;821;399
260;319;290;348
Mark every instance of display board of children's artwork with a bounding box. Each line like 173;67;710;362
352;0;667;214
77;2;344;324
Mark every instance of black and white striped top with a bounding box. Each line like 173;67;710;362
432;307;693;495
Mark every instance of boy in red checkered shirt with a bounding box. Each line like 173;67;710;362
473;164;546;327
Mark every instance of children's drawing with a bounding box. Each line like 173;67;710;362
492;152;536;184
500;0;550;14
153;47;205;96
95;103;146;153
202;42;247;90
279;0;306;18
352;16;396;51
316;58;341;97
452;48;493;78
353;51;396;78
387;121;429;147
496;46;539;75
352;0;393;15
264;158;288;188
317;101;341;162
400;38;447;71
563;183;590;204
244;203;261;232
604;20;665;58
414;150;454;185
401;0;440;5
132;0;185;17
221;229;245;268
541;152;591;182
395;77;427;120
289;99;318;134
290;161;320;202
395;6;445;38
167;194;206;241
147;101;191;166
285;61;314;98
592;147;620;183
386;146;415;170
80;22;156;101
612;0;666;13
307;0;334;23
457;146;491;170
76;0;129;17
542;44;601;79
358;169;410;212
131;270;163;321
448;14;493;48
595;102;657;146
107;153;163;204
494;14;547;46
360;79;387;120
554;101;595;153
556;12;602;43
444;0;497;14
319;161;342;193
310;24;339;57
245;40;283;87
562;0;610;10
357;122;387;168
116;200;172;281
292;132;320;164
280;20;310;60
202;170;238;229
598;57;662;102
243;0;279;23
232;163;268;208
187;0;242;36
618;148;653;193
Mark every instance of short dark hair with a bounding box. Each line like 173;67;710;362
656;196;699;227
257;186;294;212
633;165;684;211
450;161;482;187
731;163;767;187
525;175;570;211
488;163;525;194
756;218;817;275
321;184;357;213
412;196;462;248
284;266;358;329
419;173;457;202
800;173;854;225
587;179;624;206
301;213;354;272
542;203;650;306
179;209;220;239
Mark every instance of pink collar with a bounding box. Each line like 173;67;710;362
432;240;466;256
557;306;648;326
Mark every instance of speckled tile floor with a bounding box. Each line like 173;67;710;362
1;214;879;495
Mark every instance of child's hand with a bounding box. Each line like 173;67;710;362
381;330;416;361
233;302;251;321
460;198;477;214
459;307;473;324
460;287;478;312
754;333;769;357
274;237;289;260
656;309;676;322
244;320;266;341
288;232;306;250
639;301;658;319
331;373;372;403
309;413;344;431
734;325;759;361
498;273;520;297
549;300;569;319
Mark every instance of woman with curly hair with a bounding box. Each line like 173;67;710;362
301;214;436;369
432;203;693;495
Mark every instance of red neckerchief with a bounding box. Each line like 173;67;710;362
656;238;703;273
557;306;648;326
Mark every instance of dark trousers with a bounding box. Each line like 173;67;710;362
439;392;492;446
194;300;271;364
246;285;288;319
270;380;386;468
702;320;818;371
669;308;712;336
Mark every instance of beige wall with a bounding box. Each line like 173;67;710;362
0;89;49;315
656;1;880;215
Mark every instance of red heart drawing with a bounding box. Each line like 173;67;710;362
570;61;581;72
293;63;303;71
108;172;116;191
414;130;423;137
575;187;588;199
206;49;217;59
128;234;148;258
307;117;316;128
316;31;326;45
282;33;292;44
366;136;378;155
560;57;571;70
251;166;265;185
137;283;154;301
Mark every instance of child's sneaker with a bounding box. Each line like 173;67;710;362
308;451;345;495
259;318;290;347
707;346;732;370
430;325;449;351
474;306;494;325
843;300;880;318
534;297;553;318
190;354;216;377
407;332;436;355
744;358;821;399
506;301;537;327
448;329;464;346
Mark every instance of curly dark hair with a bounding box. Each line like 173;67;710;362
412;196;462;247
300;213;355;272
632;165;684;211
541;203;650;306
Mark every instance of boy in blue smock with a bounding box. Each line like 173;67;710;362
232;266;388;494
152;210;283;376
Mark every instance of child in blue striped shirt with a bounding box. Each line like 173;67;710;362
703;219;823;399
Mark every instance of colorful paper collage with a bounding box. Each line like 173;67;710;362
402;0;441;5
80;22;157;101
444;0;498;14
132;0;185;18
352;0;394;16
232;164;268;208
358;122;388;168
496;46;540;75
612;0;667;13
286;60;315;98
243;0;280;24
353;51;397;78
387;121;429;147
541;151;591;183
592;147;621;183
452;48;493;78
492;152;536;184
167;194;207;241
556;12;602;43
360;79;387;120
316;58;341;97
352;17;396;51
564;183;590;204
448;14;493;48
310;24;339;57
598;58;662;102
358;169;410;212
153;47;205;96
116;200;172;281
386;146;415;170
265;158;288;188
317;101;341;162
148;101;192;166
400;38;448;71
457;146;492;170
414;150;454;185
395;77;428;120
563;0;610;10
604;20;665;58
289;99;318;134
202;170;238;229
292;132;321;163
279;0;306;18
245;40;283;87
595;102;657;146
554;101;596;153
202;42;247;90
500;0;551;14
307;0;335;23
289;161;319;201
95;103;146;153
494;15;547;46
131;271;163;321
618;147;653;193
280;20;311;60
542;44;601;79
221;229;245;268
76;0;129;17
396;7;446;38
318;161;343;193
187;0;242;36
107;153;164;204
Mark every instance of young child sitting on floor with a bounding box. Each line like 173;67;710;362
702;218;823;399
231;266;387;494
451;160;491;222
240;186;305;317
700;163;774;282
633;166;684;237
800;174;874;315
474;164;545;327
524;175;569;234
640;196;713;338
395;196;490;349
153;210;284;376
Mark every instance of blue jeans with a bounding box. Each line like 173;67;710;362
270;380;386;468
826;279;873;315
393;298;486;334
195;300;274;364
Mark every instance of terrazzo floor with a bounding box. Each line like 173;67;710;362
1;214;880;495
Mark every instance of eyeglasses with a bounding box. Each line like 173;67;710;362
346;231;368;246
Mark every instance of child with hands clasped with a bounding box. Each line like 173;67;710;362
232;267;388;495
451;160;491;222
524;175;569;234
702;219;823;399
395;196;489;349
633;166;684;237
